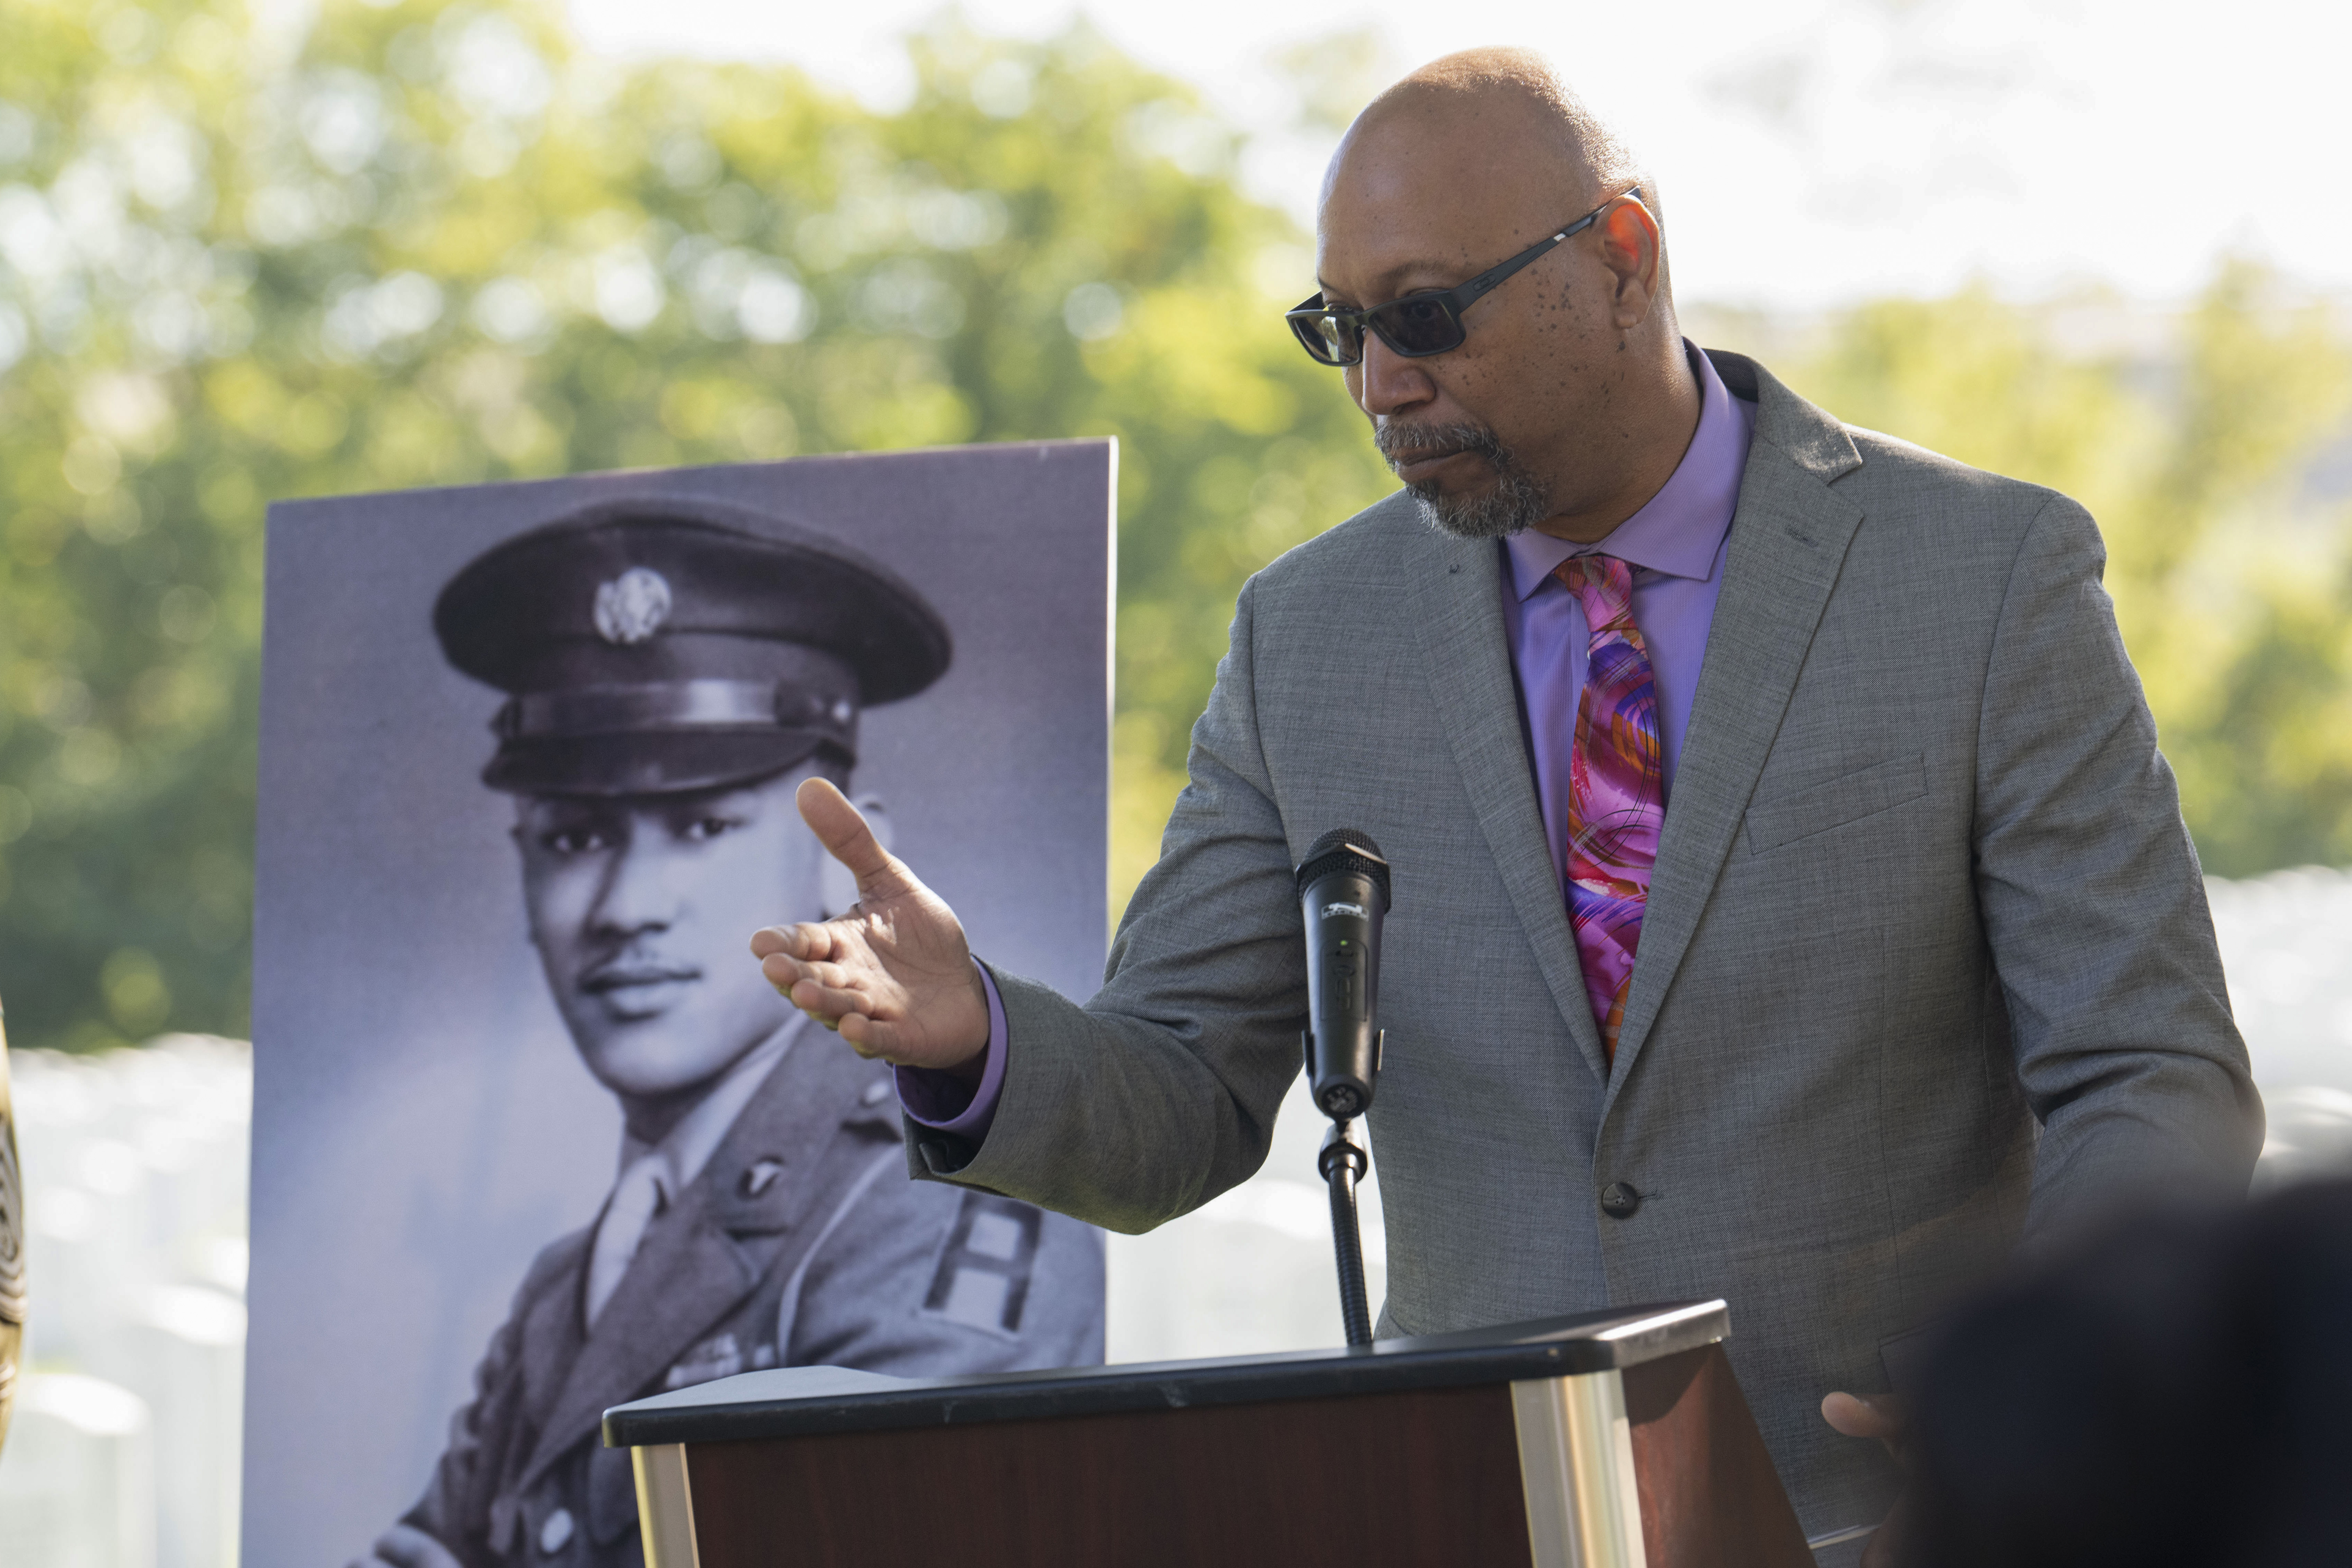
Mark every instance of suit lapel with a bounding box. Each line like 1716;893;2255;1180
513;1172;758;1494
1606;360;1865;1095
1406;520;1610;1083
514;1234;591;1434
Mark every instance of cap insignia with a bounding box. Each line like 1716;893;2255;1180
593;567;672;646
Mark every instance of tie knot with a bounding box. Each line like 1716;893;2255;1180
1553;554;1636;634
620;1153;670;1209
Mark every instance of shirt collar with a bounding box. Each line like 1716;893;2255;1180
618;1010;803;1192
1505;341;1748;602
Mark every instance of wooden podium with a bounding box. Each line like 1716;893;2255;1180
602;1299;1814;1568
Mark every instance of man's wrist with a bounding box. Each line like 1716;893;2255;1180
940;1041;989;1087
894;958;1008;1138
937;961;992;1084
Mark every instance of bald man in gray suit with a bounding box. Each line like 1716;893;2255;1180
755;49;2260;1555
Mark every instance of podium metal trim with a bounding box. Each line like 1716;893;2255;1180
1512;1370;1648;1568
604;1300;1729;1450
632;1442;701;1568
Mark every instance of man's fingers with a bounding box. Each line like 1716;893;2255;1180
752;921;835;963
790;978;876;1020
750;924;803;960
760;952;816;994
766;952;856;991
1821;1391;1904;1441
760;931;856;993
837;1012;908;1057
765;944;878;1007
796;777;900;890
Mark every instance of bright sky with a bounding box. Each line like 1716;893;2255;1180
568;0;2352;312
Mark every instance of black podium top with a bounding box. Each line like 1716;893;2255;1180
603;1298;1726;1450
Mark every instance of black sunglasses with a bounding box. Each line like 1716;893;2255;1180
1286;187;1645;367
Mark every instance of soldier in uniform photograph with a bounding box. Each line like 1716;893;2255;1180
352;498;1104;1568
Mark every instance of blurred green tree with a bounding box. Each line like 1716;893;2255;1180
0;0;1391;1050
1773;269;2352;876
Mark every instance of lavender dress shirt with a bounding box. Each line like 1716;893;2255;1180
899;344;1757;1139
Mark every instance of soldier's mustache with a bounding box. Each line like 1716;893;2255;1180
581;950;702;991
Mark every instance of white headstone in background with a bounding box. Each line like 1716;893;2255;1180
2208;867;2352;1093
0;1037;245;1568
0;1373;157;1568
2210;866;2352;1188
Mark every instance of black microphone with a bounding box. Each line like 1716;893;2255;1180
1295;828;1391;1121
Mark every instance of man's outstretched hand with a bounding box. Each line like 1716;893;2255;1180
752;777;991;1080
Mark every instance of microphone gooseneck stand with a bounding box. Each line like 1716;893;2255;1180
1294;826;1392;1352
1319;1117;1374;1348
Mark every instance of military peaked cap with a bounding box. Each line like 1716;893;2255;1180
432;495;951;796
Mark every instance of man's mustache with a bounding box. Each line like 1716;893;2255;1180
1375;421;1509;472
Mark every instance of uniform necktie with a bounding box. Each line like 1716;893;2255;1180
585;1153;668;1328
1554;555;1663;1063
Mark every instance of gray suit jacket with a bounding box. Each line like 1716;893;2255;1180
913;350;2260;1533
408;1036;1103;1567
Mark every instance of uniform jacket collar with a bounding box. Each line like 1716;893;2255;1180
509;1030;896;1497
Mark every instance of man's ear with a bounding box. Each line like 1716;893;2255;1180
1597;195;1665;330
819;794;890;917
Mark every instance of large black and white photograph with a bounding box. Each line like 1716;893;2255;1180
242;441;1112;1566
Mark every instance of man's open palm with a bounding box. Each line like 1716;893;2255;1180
751;777;991;1074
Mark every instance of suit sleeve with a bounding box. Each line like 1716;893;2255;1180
904;573;1310;1233
1973;492;2263;1236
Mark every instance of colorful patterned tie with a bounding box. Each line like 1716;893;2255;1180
1554;556;1663;1063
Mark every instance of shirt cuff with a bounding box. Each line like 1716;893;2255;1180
893;958;1007;1141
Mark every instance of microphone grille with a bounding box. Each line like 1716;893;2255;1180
1295;828;1391;902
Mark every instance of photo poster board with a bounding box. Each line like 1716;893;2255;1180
244;441;1112;1565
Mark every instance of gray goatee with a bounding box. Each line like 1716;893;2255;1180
1376;422;1552;539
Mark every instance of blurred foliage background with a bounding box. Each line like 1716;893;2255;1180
0;0;2346;1052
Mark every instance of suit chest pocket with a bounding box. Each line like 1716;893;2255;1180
1742;753;1926;856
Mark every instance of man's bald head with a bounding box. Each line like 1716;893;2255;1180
1325;48;1654;236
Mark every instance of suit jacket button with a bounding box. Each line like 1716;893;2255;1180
539;1506;575;1555
1600;1183;1641;1219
